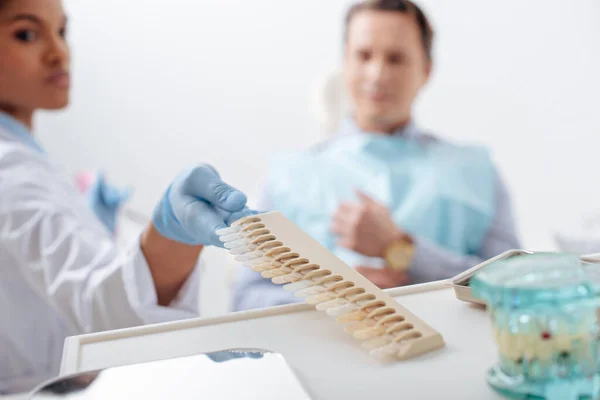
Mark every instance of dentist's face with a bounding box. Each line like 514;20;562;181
344;10;431;132
0;0;70;113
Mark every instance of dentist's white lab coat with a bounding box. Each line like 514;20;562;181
0;125;201;395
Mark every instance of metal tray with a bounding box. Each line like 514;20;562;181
448;250;600;305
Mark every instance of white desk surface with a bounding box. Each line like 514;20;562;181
60;281;505;400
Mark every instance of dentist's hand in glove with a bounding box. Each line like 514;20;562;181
86;172;130;234
141;164;256;306
151;164;255;247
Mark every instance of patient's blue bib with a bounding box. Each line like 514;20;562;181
267;132;496;267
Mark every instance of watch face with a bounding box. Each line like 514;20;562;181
387;244;410;268
389;247;403;262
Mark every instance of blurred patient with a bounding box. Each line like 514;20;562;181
234;0;520;311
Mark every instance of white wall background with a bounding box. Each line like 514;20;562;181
35;0;600;314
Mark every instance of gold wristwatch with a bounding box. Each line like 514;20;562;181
383;234;415;271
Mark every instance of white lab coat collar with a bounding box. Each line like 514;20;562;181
0;112;44;153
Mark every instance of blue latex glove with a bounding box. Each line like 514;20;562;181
152;164;256;247
86;172;131;234
206;350;265;363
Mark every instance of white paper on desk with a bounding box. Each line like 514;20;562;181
30;351;312;400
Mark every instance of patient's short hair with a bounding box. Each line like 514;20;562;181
344;0;434;60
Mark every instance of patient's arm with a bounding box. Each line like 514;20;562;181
330;170;520;285
331;190;407;258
